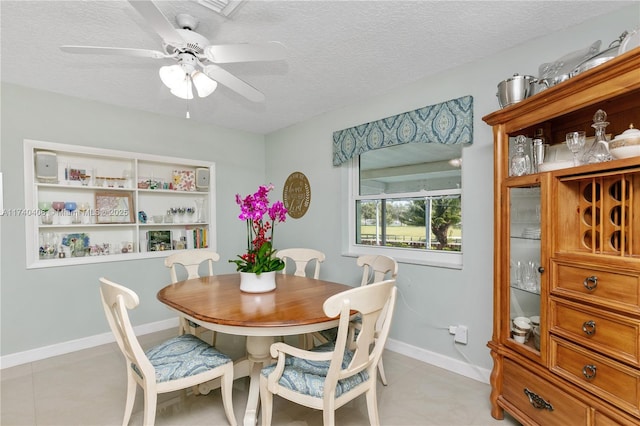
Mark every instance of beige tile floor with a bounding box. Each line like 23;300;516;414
1;328;519;426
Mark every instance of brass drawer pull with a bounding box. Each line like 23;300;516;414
582;364;597;380
582;320;596;335
583;276;598;291
524;388;554;411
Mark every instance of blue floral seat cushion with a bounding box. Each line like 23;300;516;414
132;334;232;383
261;341;369;398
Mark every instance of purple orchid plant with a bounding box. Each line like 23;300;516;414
229;184;288;274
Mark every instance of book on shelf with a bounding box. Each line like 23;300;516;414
186;226;208;249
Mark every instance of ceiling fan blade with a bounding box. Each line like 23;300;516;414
60;45;170;59
203;65;265;102
204;41;286;64
128;0;186;48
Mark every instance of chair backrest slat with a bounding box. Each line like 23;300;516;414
164;250;220;283
357;255;398;287
276;248;326;279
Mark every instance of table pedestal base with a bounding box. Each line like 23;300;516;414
198;335;274;426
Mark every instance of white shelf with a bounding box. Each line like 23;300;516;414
24;139;216;269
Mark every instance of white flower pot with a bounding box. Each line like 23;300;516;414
240;271;277;293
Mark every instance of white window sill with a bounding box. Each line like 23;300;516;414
342;245;463;270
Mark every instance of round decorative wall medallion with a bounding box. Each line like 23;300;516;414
283;172;311;219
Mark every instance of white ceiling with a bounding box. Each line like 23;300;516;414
1;1;634;134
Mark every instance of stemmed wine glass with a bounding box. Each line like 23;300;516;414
177;206;186;223
566;131;586;166
65;201;78;224
52;201;65;225
78;202;91;224
38;201;53;224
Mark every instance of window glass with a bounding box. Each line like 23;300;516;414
348;142;463;268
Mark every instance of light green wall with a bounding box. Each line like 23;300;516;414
0;84;265;355
265;5;640;370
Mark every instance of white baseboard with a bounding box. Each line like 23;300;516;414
2;320;490;385
385;337;491;384
0;318;179;369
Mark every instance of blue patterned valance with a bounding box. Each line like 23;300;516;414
332;95;473;166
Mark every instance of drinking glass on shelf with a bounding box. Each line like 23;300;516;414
52;201;65;224
186;206;195;222
38;201;53;225
177;206;186;223
566;131;586;166
65;201;78;224
78;202;91;224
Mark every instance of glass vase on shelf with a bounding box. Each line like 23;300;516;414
195;198;205;223
582;109;612;164
510;135;532;176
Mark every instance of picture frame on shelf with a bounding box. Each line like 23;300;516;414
95;191;134;224
147;230;172;251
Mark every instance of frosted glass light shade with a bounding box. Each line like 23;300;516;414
159;65;186;89
192;71;217;97
159;65;217;99
170;82;194;99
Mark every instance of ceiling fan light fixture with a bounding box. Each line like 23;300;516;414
192;71;217;97
169;78;194;100
159;64;187;90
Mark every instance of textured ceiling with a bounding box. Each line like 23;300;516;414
1;1;634;134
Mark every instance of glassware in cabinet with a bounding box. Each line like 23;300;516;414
508;184;542;352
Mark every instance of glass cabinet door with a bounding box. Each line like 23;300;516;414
508;185;541;353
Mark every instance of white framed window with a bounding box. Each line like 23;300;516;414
344;142;463;269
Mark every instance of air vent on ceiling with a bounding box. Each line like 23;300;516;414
197;0;245;17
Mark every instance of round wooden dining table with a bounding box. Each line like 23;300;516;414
157;273;353;426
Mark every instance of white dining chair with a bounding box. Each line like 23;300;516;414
99;277;237;426
260;279;397;426
355;254;398;385
276;247;326;348
314;254;398;385
164;250;219;345
276;248;325;279
357;254;399;287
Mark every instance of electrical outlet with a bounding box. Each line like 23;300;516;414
448;325;457;334
454;325;468;344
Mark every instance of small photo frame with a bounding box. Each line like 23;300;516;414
147;230;172;251
95;191;134;224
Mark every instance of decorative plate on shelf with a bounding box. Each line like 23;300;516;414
172;170;195;191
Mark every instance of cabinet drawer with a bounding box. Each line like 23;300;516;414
503;358;589;425
550;337;640;417
551;262;640;314
550;299;640;366
594;410;640;426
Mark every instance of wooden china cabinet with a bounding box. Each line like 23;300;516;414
483;48;640;425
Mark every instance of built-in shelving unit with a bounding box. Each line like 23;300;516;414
24;140;216;268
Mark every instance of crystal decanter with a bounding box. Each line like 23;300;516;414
510;135;531;176
582;109;612;164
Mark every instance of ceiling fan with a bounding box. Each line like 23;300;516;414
60;0;285;103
